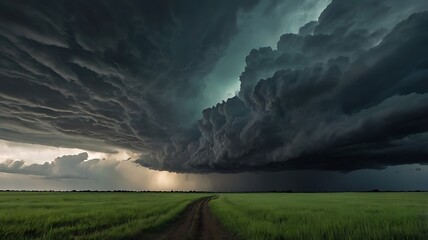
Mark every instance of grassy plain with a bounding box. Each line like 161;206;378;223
210;192;428;240
0;192;207;240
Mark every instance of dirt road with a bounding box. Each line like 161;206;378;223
140;197;236;240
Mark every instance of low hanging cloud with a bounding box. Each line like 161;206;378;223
0;152;206;191
1;152;428;191
0;152;120;179
1;0;428;174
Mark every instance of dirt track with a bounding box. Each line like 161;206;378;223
140;197;236;240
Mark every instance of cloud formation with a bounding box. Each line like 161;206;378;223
139;0;428;172
0;0;427;173
0;152;205;191
1;152;427;191
0;0;260;152
0;152;119;179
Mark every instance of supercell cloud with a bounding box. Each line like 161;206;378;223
1;0;428;173
139;0;428;172
0;0;260;152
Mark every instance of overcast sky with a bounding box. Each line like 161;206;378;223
0;0;428;191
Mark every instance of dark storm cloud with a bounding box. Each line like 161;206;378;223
2;0;428;174
0;0;259;152
138;0;428;172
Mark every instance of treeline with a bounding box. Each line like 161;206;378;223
0;190;213;193
0;189;425;193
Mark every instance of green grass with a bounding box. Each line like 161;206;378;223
2;192;427;240
0;192;207;240
211;193;428;240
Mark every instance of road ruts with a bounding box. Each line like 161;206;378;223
138;197;236;240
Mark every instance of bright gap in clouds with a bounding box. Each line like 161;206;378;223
200;0;331;109
0;139;137;164
0;139;197;191
0;139;203;191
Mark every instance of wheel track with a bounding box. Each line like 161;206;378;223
139;196;236;240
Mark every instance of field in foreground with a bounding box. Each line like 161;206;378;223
0;192;207;240
0;192;427;240
210;193;428;240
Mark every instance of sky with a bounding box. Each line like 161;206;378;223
0;0;428;191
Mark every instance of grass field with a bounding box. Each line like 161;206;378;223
0;192;207;240
1;192;427;240
210;193;428;240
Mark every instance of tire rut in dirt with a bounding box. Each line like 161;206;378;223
138;196;236;240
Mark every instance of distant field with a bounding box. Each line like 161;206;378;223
210;193;428;240
0;192;207;240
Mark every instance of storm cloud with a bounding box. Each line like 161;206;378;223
139;0;428;172
1;151;427;191
0;0;260;152
1;0;428;173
